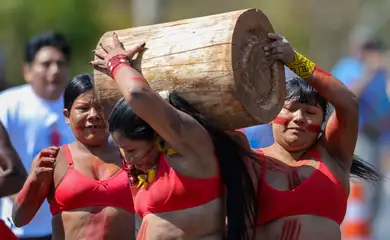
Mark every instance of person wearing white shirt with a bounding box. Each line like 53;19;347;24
0;31;74;240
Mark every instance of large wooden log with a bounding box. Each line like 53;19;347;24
94;8;286;130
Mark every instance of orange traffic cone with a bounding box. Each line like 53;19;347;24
341;180;371;240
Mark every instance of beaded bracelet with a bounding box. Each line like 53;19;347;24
106;54;132;79
287;51;316;80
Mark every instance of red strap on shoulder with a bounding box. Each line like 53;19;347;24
62;145;74;166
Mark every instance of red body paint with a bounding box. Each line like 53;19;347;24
287;168;301;190
273;117;321;134
15;183;29;206
131;76;145;82
311;66;335;93
273;117;291;126
137;218;150;240
13;177;45;226
15;178;40;206
278;219;302;240
73;125;83;132
314;66;332;77
83;208;106;239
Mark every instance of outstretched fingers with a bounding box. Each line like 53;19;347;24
112;32;122;49
126;42;146;60
90;50;107;67
90;59;106;67
99;42;112;53
90;33;146;68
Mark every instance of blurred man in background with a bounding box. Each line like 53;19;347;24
332;38;390;239
0;31;75;240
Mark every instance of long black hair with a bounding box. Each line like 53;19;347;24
286;77;382;182
108;93;258;240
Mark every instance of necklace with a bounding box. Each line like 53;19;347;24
122;137;177;189
135;165;157;189
123;162;157;189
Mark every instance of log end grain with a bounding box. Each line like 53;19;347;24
231;9;286;124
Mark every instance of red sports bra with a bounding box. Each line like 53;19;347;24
49;145;134;215
134;154;223;218
256;148;347;225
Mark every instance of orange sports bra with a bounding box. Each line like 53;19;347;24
49;145;134;215
133;153;223;218
256;148;348;225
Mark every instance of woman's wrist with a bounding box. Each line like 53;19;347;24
106;54;132;79
111;63;133;79
287;51;316;80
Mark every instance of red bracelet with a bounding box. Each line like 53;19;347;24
106;54;127;70
106;54;132;79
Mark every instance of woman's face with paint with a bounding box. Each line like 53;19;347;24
272;100;324;152
63;90;109;145
111;132;160;172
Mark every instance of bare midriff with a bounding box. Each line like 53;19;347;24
137;198;225;240
51;206;135;240
255;215;341;240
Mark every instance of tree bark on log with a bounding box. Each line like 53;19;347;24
93;8;286;130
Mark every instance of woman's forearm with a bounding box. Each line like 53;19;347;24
114;65;151;103
288;51;358;113
12;177;46;227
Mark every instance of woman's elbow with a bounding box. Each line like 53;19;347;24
11;211;28;228
12;220;25;228
11;205;34;227
125;87;153;105
347;93;359;116
337;91;359;117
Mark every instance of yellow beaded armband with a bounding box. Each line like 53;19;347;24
287;51;316;80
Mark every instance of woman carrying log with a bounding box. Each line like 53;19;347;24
90;33;258;240
252;33;381;240
12;74;136;240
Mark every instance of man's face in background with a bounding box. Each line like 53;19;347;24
24;46;69;101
